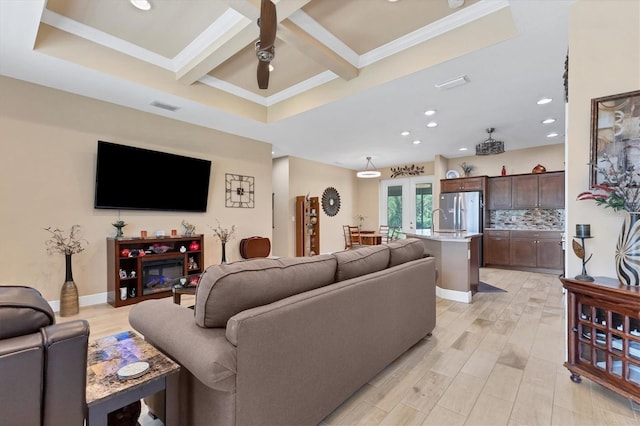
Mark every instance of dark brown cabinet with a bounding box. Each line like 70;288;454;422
484;230;562;273
539;172;565;208
440;176;487;193
296;195;320;256
107;234;205;307
562;277;640;404
483;230;510;265
488;177;512;209
511;172;565;209
510;230;563;271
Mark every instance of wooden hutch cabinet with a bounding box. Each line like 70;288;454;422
562;277;640;404
107;234;204;307
295;195;320;256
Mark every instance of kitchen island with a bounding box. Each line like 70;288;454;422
405;230;481;303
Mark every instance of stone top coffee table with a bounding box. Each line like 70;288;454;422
86;330;180;426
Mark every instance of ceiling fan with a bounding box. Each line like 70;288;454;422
256;0;276;90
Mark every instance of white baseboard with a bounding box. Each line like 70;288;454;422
48;292;108;313
436;286;472;304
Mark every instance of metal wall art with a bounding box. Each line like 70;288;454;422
390;164;425;178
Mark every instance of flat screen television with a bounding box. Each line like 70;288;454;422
94;141;212;212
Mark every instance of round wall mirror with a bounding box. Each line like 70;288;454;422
321;187;341;216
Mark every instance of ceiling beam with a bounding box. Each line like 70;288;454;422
278;19;358;81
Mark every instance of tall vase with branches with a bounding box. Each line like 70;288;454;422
578;154;640;285
44;225;88;316
209;220;236;264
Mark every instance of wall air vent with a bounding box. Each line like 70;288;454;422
434;75;469;90
150;101;180;112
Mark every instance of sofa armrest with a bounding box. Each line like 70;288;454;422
129;300;237;392
42;320;90;426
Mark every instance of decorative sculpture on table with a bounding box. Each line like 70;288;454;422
181;220;196;236
112;220;127;237
572;224;593;282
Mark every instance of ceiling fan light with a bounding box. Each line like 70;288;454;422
357;156;381;178
130;0;151;11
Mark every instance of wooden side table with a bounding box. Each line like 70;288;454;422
172;285;196;304
86;331;180;426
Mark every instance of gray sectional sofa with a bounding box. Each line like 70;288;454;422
129;238;436;426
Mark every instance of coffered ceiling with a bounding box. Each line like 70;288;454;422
0;0;572;170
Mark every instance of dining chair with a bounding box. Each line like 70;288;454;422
343;225;362;249
379;225;390;243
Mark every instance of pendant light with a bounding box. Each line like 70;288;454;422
475;127;505;155
357;156;381;178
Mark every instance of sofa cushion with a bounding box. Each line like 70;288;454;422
333;245;390;282
194;255;337;328
0;286;55;339
387;238;425;267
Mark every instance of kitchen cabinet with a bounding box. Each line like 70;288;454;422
562;276;640;404
484;230;563;273
488;177;512;209
510;230;563;271
440;176;487;193
511;172;565;209
484;230;510;266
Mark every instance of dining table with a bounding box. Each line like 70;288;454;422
358;232;384;245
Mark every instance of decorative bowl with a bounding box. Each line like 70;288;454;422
150;245;171;254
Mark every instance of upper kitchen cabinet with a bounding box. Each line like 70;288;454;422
488;176;512;209
511;171;565;209
440;176;487;193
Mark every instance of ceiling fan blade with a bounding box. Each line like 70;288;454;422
259;0;277;48
256;0;276;90
257;61;270;90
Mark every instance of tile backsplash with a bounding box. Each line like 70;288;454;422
489;209;565;230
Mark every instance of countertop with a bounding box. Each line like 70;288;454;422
484;227;564;231
404;229;481;242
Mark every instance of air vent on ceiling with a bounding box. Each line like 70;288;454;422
150;101;180;112
434;75;469;90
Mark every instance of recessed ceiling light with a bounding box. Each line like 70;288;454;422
459;147;468;151
424;109;437;116
542;118;556;124
412;140;421;145
547;132;559;138
130;0;151;11
426;122;438;128
400;130;410;136
537;97;552;105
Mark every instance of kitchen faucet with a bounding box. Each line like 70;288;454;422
430;208;447;234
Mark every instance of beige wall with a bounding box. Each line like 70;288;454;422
0;76;273;303
271;157;290;257
447;143;565;177
285;157;358;255
566;0;640;278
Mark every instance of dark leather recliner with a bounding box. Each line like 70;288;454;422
0;286;90;426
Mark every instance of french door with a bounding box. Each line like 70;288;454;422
379;176;433;233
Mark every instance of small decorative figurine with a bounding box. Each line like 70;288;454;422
182;220;196;236
112;220;127;237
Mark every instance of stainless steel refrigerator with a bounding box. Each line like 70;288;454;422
437;191;482;233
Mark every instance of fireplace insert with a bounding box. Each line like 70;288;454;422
141;257;185;296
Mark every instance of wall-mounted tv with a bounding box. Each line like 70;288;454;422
94;141;212;212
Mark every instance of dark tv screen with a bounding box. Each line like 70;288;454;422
94;141;211;212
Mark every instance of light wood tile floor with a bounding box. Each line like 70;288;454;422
59;268;640;425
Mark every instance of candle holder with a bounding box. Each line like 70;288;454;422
572;235;594;282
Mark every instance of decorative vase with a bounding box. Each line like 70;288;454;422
60;254;79;316
615;212;640;286
221;242;227;264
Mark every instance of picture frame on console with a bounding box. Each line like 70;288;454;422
590;90;640;187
